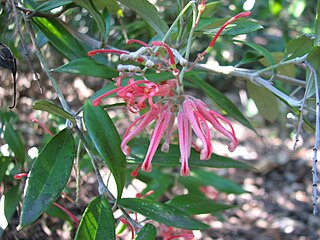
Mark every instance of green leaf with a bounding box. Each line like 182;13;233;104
0;185;22;237
233;39;275;66
4;124;25;164
117;0;169;37
247;81;280;122
53;58;118;78
72;0;105;39
191;169;246;194
94;0;121;14
20;128;75;227
189;74;256;133
167;194;234;215
34;0;73;12
128;140;251;169
203;18;263;36
306;46;320;98
33;17;87;60
45;204;74;225
0;157;11;182
201;1;221;18
33;100;76;127
83;101;126;200
284;35;313;60
119;198;209;230
135;223;157;240
140;173;174;200
75;196;115;240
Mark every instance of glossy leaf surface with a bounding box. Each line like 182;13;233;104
135;223;157;240
20;128;75;227
75;196;115;240
33;100;76;126
33;17;87;60
119;198;209;230
53;58;118;78
83;101;126;200
167;194;234;215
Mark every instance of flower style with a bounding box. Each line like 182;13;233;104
89;11;251;176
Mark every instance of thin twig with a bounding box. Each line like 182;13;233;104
305;61;319;215
10;0;42;93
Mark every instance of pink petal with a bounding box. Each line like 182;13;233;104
142;108;172;172
178;110;191;176
183;98;212;160
121;106;160;155
195;99;238;152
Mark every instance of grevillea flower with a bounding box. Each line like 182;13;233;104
89;12;248;176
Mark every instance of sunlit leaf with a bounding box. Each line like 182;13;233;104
117;0;169;36
83;101;126;200
247;81;280;122
119;198;209;230
33;100;76;127
283;35;313;60
20;128;75;227
53;58;118;78
33;17;87;60
75;196;115;240
203;18;263;36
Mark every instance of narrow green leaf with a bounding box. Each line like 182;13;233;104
128;141;251;169
72;0;105;38
167;194;234;215
94;0;120;14
117;0;169;36
247;81;280;122
233;39;275;66
0;157;11;182
83;101;126;200
34;0;73;12
284;35;313;60
20;128;75;227
0;185;22;237
201;1;221;18
75;196;115;240
189;74;256;133
45;204;73;225
191;169;246;194
119;198;209;230
33;100;76;126
140;174;174;200
203;19;263;36
4;125;25;164
53;58;118;78
33;17;87;60
135;223;157;240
